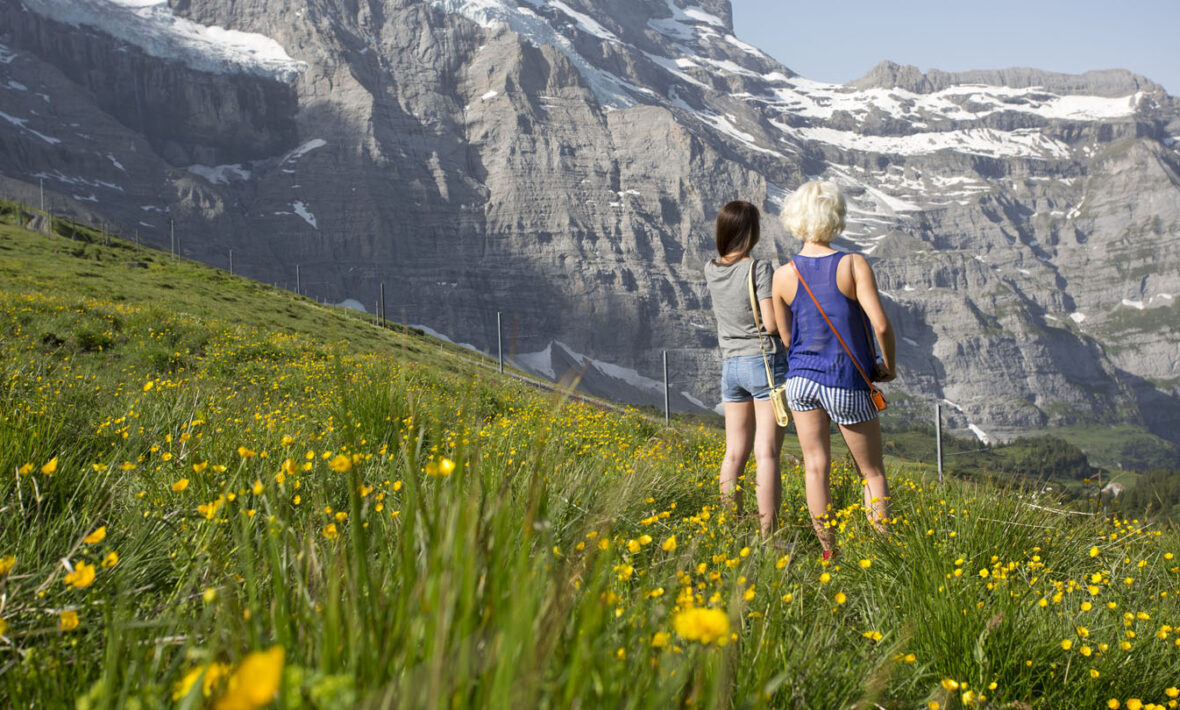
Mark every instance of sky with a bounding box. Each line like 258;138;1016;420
730;0;1179;96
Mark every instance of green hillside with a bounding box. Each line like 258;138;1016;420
2;206;1180;708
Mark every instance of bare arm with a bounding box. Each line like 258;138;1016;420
759;298;777;336
771;267;793;344
851;254;896;380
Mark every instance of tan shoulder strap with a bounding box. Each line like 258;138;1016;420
747;261;778;388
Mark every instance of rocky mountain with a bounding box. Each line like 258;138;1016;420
2;0;1178;455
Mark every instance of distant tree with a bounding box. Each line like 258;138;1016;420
1002;436;1095;480
1109;469;1180;520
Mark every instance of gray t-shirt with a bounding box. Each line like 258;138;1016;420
704;258;783;359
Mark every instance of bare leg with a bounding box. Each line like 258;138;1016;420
793;407;834;552
837;417;891;533
720;401;755;515
752;400;785;538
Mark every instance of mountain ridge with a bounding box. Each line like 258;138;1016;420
850;60;1164;98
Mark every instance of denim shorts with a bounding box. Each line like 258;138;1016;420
721;353;789;403
784;376;878;425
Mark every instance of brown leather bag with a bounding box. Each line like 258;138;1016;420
791;261;888;412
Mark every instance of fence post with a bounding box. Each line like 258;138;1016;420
170;219;176;260
296;264;301;295
380;283;386;329
135;229;139;250
497;311;503;374
229;249;233;274
40;179;44;212
935;402;944;484
663;350;670;425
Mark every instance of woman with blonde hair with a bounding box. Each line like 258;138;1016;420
704;200;788;539
772;181;896;557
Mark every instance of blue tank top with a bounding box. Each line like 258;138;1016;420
787;253;876;390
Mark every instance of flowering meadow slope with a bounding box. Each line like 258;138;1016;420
2;214;1180;708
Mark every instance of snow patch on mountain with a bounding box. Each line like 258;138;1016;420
429;0;636;108
336;299;368;313
292;201;318;229
760;77;1141;124
282;139;327;164
186;163;251;185
23;0;306;81
648;0;725;40
790;125;1072;160
521;0;619;42
0;111;60;144
514;342;557;380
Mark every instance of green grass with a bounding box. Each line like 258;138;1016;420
1051;425;1180;473
3;207;1180;708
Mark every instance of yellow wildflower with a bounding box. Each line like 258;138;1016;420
42;457;59;475
212;646;284;710
662;535;677;552
0;556;16;576
83;526;106;544
672;607;731;646
322;524;338;540
64;562;96;589
172;662;230;700
59;610;79;631
101;552;119;568
329;454;352;473
172;479;190;492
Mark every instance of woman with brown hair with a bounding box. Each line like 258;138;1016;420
703;200;789;539
772;181;896;558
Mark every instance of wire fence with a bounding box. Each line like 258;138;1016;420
0;193;674;424
3;192;963;460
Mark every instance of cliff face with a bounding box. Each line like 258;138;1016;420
1;0;1178;451
6;8;299;165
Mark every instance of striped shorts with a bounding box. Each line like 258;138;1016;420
784;376;878;425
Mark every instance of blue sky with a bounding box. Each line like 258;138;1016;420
730;0;1178;96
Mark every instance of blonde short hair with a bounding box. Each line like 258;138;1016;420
782;181;846;243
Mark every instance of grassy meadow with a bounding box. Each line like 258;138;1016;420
2;208;1180;709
